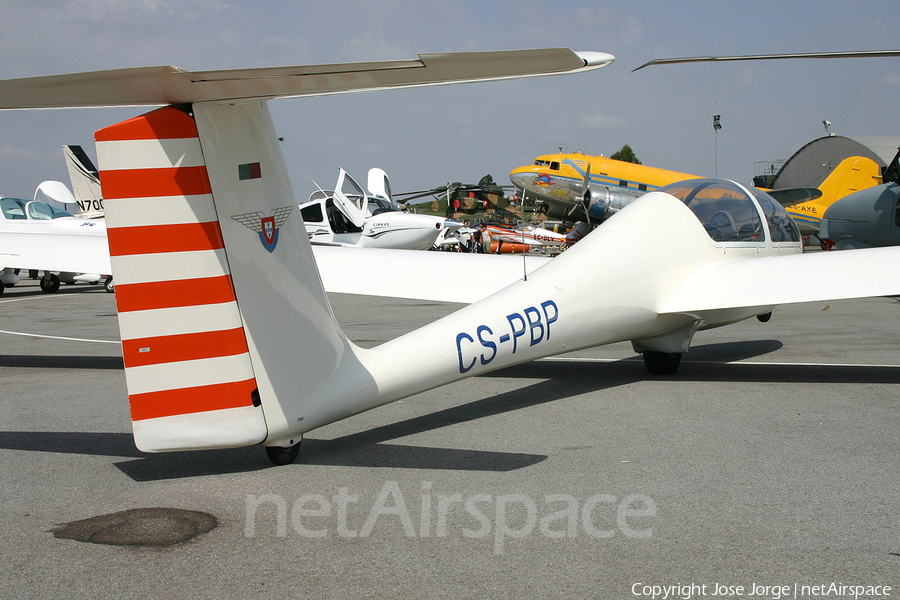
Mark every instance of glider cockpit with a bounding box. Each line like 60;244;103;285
658;179;801;247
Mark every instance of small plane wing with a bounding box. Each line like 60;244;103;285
490;230;533;246
0;49;613;109
659;246;900;314
0;228;111;274
312;246;551;304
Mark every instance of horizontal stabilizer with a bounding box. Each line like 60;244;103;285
313;246;551;304
659;247;900;314
767;187;822;207
0;49;613;109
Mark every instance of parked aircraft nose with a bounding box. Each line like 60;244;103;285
509;169;535;190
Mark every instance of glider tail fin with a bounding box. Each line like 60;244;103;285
98;103;350;452
98;105;268;452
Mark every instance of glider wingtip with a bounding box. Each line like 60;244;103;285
575;51;616;69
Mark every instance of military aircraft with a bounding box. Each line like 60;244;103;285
509;149;874;235
4;47;900;468
300;167;461;250
396;177;520;224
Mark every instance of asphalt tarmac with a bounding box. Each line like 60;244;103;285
1;276;898;599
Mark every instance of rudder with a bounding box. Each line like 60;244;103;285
97;106;267;452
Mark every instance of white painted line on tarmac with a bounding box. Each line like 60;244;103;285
0;329;119;344
540;356;900;368
0;293;66;304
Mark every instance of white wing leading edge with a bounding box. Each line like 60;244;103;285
0;49;613;109
659;247;900;315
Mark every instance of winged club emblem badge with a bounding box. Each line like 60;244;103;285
232;206;294;252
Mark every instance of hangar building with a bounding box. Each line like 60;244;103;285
757;135;900;189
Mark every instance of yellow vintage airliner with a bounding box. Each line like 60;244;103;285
509;150;881;235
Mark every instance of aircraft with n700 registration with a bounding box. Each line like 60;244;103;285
3;48;900;468
0;194;112;295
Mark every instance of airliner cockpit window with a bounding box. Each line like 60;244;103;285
659;180;765;243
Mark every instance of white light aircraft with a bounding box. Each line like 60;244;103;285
0;194;111;294
3;48;900;468
300;167;461;249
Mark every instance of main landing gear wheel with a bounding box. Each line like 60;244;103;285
642;351;682;375
104;276;115;293
265;437;302;466
40;273;61;294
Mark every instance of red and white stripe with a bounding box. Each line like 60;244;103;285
97;106;265;450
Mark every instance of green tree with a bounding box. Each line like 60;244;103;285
610;144;641;164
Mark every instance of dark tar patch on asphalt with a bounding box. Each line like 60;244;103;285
50;508;217;547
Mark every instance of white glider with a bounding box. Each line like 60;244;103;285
4;49;899;467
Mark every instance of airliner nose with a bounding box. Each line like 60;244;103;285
509;170;530;189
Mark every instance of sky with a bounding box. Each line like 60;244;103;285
0;0;897;200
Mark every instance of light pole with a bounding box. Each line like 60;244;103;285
713;114;722;177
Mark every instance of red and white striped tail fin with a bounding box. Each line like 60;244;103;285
97;106;267;452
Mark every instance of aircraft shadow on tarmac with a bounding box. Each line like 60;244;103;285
0;355;123;369
3;339;900;481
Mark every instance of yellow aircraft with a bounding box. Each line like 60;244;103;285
509;150;881;236
782;155;882;235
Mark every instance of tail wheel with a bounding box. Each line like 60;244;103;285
642;351;682;375
40;273;61;294
265;437;302;466
104;276;115;293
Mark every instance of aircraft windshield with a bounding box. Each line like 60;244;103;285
659;180;764;243
1;198;27;220
368;197;403;215
28;201;73;220
747;187;801;242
